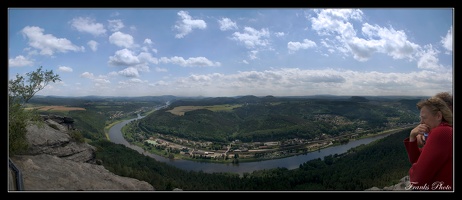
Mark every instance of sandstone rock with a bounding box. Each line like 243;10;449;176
8;119;155;191
25;122;96;163
365;176;410;191
10;154;154;191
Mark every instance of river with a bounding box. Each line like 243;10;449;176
108;113;395;176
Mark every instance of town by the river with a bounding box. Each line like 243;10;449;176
108;113;411;175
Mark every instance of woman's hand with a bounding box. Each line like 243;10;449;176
410;124;430;142
416;133;426;147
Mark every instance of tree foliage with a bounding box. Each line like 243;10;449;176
9;66;61;105
134;97;420;143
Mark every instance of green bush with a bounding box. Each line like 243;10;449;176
8;101;29;155
69;130;85;143
8;99;42;155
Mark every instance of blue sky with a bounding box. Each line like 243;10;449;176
8;8;453;97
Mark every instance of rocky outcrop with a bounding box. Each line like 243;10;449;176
366;176;410;191
8;118;155;191
10;154;154;191
24;120;96;163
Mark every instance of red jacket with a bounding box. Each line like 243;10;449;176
403;122;453;191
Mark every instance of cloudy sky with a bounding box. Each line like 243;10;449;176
8;8;453;97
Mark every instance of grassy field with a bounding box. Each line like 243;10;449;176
25;105;86;111
167;104;242;116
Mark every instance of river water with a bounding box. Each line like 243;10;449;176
108;114;393;175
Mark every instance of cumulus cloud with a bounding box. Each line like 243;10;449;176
311;9;362;38
118;67;140;77
9;55;34;67
109;31;135;48
274;32;285;37
142;39;158;54
108;49;141;66
87;40;98;52
108;19;124;32
58;66;73;72
232;27;270;49
159;56;221;67
218;18;238;31
144;38;152;45
441;26;453;54
70;17;106;36
80;72;94;79
107;49;155;82
416;44;445;71
138;52;158;64
21;26;84;56
310;9;420;63
360;23;419;61
80;72;111;88
174;10;207;38
287;39;317;53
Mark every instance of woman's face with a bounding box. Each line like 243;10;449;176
419;106;441;130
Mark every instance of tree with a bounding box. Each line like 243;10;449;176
8;66;61;155
9;66;61;105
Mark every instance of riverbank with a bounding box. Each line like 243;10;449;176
108;116;415;175
122;123;415;164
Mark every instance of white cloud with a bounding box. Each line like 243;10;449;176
94;78;111;85
174;10;207;39
58;66;73;72
118;67;140;77
159;56;221;67
274;32;285;37
21;26;84;56
108;49;141;66
360;23;419;61
311;9;420;63
138;52;158;64
70;17;106;36
144;38;153;45
108;19;124;32
80;72;95;79
9;55;34;67
311;9;362;38
109;31;135;48
417;44;445;71
441;26;453;54
232;27;270;49
218;18;238;31
87;40;98;52
287;39;317;53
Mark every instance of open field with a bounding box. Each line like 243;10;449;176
26;105;86;111
167;104;242;116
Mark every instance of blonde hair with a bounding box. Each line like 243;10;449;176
417;96;453;126
434;91;453;112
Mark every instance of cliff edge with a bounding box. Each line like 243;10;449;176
8;117;154;191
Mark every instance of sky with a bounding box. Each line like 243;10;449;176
8;8;453;97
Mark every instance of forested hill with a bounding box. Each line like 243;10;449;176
137;95;422;143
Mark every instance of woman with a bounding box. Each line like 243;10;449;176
416;92;453;146
404;96;453;191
